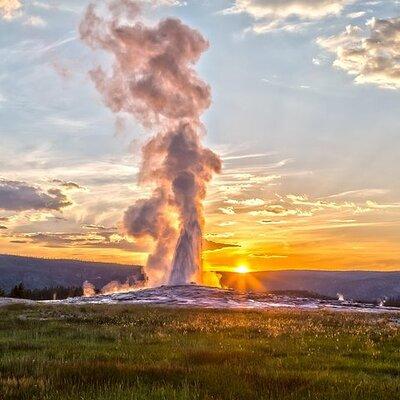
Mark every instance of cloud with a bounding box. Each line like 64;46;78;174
213;172;281;196
0;225;7;229
146;0;185;5
13;231;148;252
326;188;388;199
347;11;366;19
222;0;354;33
258;219;287;224
203;240;240;251
225;198;266;207
219;206;236;215
317;17;400;89
249;206;313;217
224;0;352;19
22;14;46;27
0;179;71;211
328;218;357;223
286;194;368;212
82;224;115;231
0;0;46;27
0;0;22;20
218;221;237;227
365;200;400;210
249;252;287;259
31;1;81;14
52;179;85;190
222;152;273;161
46;116;90;130
205;232;235;239
247;192;387;219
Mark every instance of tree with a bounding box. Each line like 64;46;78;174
9;283;27;299
0;288;5;297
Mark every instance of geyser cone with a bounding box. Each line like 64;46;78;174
169;219;202;285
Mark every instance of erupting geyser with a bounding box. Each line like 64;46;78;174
170;217;202;285
80;0;221;286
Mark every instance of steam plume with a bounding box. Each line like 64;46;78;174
80;0;221;286
101;275;147;295
82;280;96;297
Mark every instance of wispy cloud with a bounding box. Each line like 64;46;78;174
22;14;46;27
326;189;389;199
222;152;273;161
365;200;400;210
346;11;366;19
46;116;90;131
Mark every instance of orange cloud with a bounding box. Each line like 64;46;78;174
0;0;22;20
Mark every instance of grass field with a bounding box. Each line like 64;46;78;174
0;304;399;400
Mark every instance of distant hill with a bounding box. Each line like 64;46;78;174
0;254;143;292
220;270;400;302
1;255;399;302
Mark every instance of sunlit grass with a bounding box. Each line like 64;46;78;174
0;304;399;399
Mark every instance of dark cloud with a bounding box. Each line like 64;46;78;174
249;253;287;259
0;179;71;211
52;179;85;190
203;240;240;251
0;225;7;230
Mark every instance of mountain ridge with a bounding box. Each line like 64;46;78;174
1;254;399;301
0;254;143;292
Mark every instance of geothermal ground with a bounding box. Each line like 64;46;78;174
58;285;400;314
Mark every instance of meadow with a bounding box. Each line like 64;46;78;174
0;304;399;400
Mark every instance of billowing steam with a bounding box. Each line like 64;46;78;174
82;275;147;297
101;275;147;294
80;0;221;286
82;280;96;297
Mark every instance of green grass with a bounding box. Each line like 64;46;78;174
0;304;399;400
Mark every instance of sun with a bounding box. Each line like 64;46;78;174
235;265;249;274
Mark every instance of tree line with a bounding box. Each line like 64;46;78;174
0;283;83;300
384;297;400;308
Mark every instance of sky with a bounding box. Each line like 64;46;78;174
0;0;399;272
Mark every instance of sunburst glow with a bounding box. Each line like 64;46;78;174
235;265;249;274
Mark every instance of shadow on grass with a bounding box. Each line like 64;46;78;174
53;361;188;388
333;364;400;377
184;350;249;365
